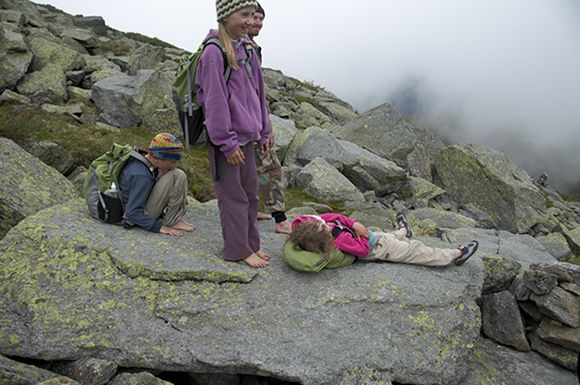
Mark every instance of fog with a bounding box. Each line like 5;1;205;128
42;0;580;194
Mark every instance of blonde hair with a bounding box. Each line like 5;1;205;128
218;23;240;71
289;221;336;261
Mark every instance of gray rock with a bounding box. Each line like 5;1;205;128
73;16;107;36
532;262;580;285
17;63;68;104
536;232;573;260
528;333;578;371
481;255;521;294
0;9;26;26
536;319;580;351
66;69;86;86
60;27;99;49
41;103;82;116
407;177;446;207
406;145;433;180
519;301;545;322
531;286;580;328
92;69;179;132
0;354;81;385
26;29;86;72
51;357;117;385
25;140;76;176
0;89;31;104
523;269;558;295
0;0;48;28
109;372;173;385
437;144;546;234
0;46;33;92
338;366;393;385
408;208;476;230
67;86;92;103
269;114;297;162
461;337;577;385
0;200;485;385
83;55;123;87
0;138;79;239
127;44;164;75
295;157;365;203
481;291;530;351
336;103;445;167
315;99;358;126
286;127;407;195
561;282;580;296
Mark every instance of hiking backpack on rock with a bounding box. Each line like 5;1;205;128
172;38;255;147
84;143;153;224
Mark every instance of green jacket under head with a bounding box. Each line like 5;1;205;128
283;239;356;273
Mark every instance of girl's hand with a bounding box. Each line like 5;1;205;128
226;148;245;165
352;222;370;238
268;132;276;147
260;142;270;154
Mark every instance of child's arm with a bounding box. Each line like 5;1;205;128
319;213;356;228
334;232;370;258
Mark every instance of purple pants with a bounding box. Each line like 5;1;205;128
209;144;260;261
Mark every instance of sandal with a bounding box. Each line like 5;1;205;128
455;240;479;266
396;212;413;238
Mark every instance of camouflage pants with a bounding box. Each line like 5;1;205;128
255;146;286;214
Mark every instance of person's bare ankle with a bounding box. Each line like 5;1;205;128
255;250;270;261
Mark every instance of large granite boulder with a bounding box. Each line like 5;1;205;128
294;157;365;203
0;138;79;239
83;55;124;86
437;144;547;233
286;126;407;195
0;0;49;28
73;15;108;36
269;114;297;162
480;291;530;351
25;140;76;176
0;25;33;92
127;44;165;75
336;103;446;167
461;337;577;385
26;29;86;73
92;69;179;132
0;199;485;385
16;63;68;104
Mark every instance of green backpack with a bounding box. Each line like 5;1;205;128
172;38;254;148
84;143;152;224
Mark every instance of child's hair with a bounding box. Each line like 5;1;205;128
218;23;240;71
288;220;336;261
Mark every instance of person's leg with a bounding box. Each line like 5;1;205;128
241;144;265;259
367;232;460;267
255;147;290;234
209;145;263;265
144;168;188;227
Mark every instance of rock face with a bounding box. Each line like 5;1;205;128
0;355;81;385
462;337;577;385
437;144;547;233
0;200;484;385
480;291;530;351
336;103;446;168
0;138;79;239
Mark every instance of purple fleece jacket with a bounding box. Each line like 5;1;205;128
195;29;271;157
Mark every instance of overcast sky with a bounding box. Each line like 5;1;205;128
41;0;580;192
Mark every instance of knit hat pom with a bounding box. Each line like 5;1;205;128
148;133;184;161
216;0;258;22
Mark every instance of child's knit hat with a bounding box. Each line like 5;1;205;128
216;0;257;22
148;133;184;161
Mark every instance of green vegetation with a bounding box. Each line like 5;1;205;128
0;104;214;201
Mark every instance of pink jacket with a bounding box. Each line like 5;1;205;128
291;214;370;258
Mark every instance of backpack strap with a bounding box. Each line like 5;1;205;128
204;38;232;83
330;220;356;239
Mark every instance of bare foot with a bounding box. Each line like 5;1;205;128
275;220;292;234
172;219;196;232
255;250;270;261
257;212;272;221
243;253;269;268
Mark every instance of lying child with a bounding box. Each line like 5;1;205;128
284;213;478;272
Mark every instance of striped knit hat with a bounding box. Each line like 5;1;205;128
148;133;184;161
216;0;258;22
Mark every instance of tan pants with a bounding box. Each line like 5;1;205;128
144;168;188;227
367;229;458;267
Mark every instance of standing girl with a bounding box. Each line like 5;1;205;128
196;0;271;268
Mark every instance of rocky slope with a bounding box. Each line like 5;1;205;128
0;1;579;384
